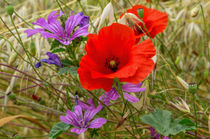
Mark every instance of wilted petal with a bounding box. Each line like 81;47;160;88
97;2;114;31
70;128;87;134
123;92;139;103
87;118;107;128
122;83;145;92
78;98;95;110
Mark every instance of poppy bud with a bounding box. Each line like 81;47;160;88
6;5;14;16
191;6;199;17
189;83;197;94
137;8;144;19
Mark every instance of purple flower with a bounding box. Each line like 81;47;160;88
79;12;89;27
100;83;145;104
60;105;106;134
78;98;102;111
35;52;62;68
24;11;89;45
150;127;169;139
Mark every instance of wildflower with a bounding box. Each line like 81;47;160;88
119;5;168;39
101;83;145;104
170;98;190;113
24;11;89;45
35;52;62;68
78;98;102;111
150;127;169;139
78;23;156;91
60;105;106;134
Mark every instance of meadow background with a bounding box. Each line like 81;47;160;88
0;0;209;138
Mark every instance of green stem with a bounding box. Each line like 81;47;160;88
192;94;198;139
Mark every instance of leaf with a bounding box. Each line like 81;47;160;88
60;59;73;66
57;67;78;75
140;109;196;136
51;48;66;53
49;122;72;139
0;115;46;131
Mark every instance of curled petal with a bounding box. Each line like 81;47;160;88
123;92;139;103
122;83;146;92
106;88;119;100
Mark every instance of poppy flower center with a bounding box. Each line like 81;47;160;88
105;56;120;72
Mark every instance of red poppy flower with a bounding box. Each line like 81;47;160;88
120;5;168;39
78;23;156;91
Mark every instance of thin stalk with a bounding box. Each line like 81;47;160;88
192;94;198;139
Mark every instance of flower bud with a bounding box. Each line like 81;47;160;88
30;39;36;57
189;83;197;94
191;6;199;17
6;5;14;16
137;8;144;19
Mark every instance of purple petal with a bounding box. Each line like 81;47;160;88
24;28;44;37
87;118;107;128
150;127;156;137
78;98;95;111
123;92;139;103
70;24;89;41
46;52;62;67
84;107;101;124
60;10;64;16
70;128;87;134
122;83;145;93
60;110;79;127
99;95;110;106
65;12;84;37
106;88;119;100
79;12;89;27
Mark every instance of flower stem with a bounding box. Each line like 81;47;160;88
81;132;85;139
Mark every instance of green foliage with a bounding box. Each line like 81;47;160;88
61;59;73;66
51;48;66;53
57;67;78;75
49;122;72;139
140;109;196;136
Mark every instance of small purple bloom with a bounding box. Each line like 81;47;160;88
79;12;89;27
25;11;89;45
35;52;62;68
60;105;106;134
100;83;145;104
78;98;102;111
150;127;169;139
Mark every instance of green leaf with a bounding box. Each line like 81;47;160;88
140;109;196;136
60;59;73;66
49;122;72;139
57;67;78;75
51;48;66;53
